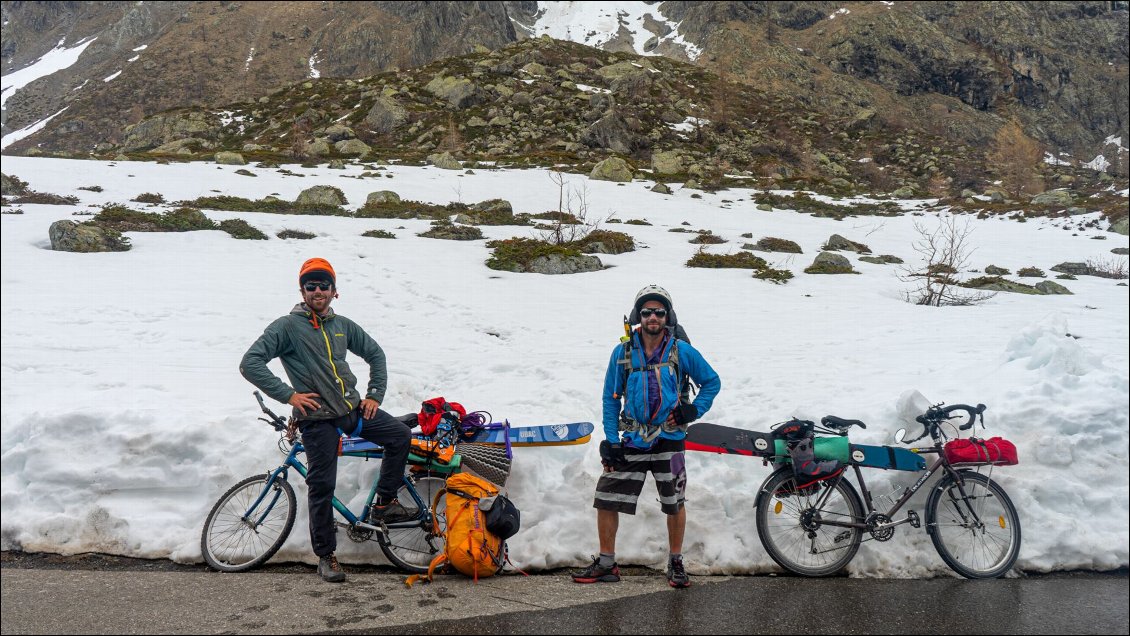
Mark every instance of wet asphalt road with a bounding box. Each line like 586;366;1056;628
364;571;1129;635
1;553;1126;635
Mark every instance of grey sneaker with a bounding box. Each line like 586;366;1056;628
370;497;413;524
572;556;621;583
667;556;690;588
318;554;346;583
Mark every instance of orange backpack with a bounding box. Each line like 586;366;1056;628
407;472;505;585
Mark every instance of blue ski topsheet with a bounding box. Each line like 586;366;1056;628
340;421;594;453
462;421;594;446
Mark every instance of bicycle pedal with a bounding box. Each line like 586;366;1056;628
833;530;853;544
907;510;921;529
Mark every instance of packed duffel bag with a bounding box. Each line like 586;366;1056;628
943;437;1019;465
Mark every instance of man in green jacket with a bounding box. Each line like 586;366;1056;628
240;257;410;583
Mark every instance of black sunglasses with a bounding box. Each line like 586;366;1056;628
639;308;668;318
303;282;332;292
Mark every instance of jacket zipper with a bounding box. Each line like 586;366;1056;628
318;318;352;411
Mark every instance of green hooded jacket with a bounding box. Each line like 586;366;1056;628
240;303;387;421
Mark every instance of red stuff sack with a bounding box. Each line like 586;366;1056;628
417;397;467;436
943;437;1018;465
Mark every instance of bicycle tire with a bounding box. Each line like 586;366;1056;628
376;476;447;573
201;473;296;573
755;469;864;577
926;470;1021;579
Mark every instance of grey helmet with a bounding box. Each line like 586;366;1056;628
629;284;679;326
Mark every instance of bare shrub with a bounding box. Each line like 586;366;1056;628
901;217;995;306
540;169;608;245
1087;256;1128;280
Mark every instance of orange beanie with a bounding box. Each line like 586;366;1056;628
299;258;336;285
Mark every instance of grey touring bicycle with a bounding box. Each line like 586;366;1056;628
753;402;1021;579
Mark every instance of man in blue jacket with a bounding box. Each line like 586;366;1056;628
573;285;721;588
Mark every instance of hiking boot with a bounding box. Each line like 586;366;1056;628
667;556;691;588
370;497;413;524
317;554;345;583
572;556;621;583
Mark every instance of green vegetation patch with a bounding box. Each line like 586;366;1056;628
687;251;768;269
804;261;856;275
962;276;1041;294
686;249;794;284
486;237;584;272
277;229;317;239
356;199;462;220
218;218;268;240
753;268;795;284
10;192;79;205
690;232;726;244
362;229;397;239
92;204;217;232
530;211;582;224
179;195;349;216
754;237;803;253
1017;267;1046;278
132;192;165;204
418;219;484;240
754;192;900;219
575;230;636;254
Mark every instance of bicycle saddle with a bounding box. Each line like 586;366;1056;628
821;415;867;430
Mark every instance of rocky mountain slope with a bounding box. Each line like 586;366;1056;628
2;1;1127;176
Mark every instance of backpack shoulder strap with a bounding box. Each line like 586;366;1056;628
617;329;684;403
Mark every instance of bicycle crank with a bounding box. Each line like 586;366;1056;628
866;513;896;541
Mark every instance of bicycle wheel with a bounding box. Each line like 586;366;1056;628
376;476;447;573
926;470;1020;579
755;469;864;577
201;473;296;572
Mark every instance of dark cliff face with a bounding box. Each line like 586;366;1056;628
1;0;1126;165
1;1;521;152
813;2;1129;154
675;0;1128;160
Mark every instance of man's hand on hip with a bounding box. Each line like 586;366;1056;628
360;398;381;420
288;392;321;416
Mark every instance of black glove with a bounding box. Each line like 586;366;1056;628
599;440;627;471
672;403;699;426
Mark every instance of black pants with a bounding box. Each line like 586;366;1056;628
299;409;411;557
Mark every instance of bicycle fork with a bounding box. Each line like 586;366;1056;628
242;467;292;532
933;472;990;534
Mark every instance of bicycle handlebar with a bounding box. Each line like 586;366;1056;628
254;391;288;431
916;403;987;431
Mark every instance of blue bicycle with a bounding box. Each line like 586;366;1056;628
200;392;466;574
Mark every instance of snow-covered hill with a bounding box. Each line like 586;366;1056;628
1;156;1127;575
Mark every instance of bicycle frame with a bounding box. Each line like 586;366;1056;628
246;441;440;534
804;445;989;536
